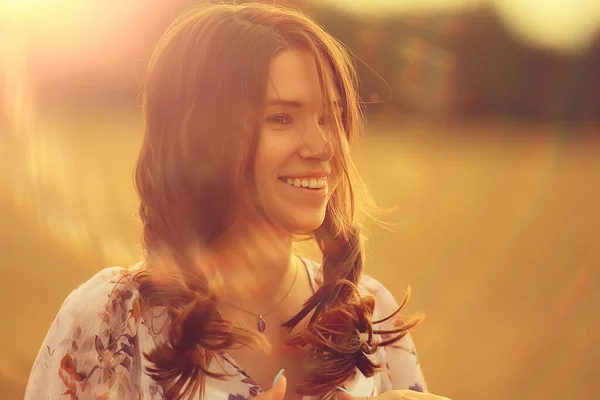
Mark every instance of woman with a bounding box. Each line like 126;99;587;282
25;3;449;400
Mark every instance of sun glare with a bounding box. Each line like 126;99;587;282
493;0;600;52
2;0;65;13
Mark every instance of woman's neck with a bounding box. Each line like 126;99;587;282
210;220;297;312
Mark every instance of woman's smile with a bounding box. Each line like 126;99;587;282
279;176;328;189
275;175;328;204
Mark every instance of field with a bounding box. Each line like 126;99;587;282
1;112;598;399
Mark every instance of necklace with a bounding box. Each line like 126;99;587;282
219;257;300;332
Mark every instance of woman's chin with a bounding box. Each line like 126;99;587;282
278;213;326;235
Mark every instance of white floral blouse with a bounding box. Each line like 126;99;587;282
25;258;428;399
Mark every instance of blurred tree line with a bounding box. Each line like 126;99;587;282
299;1;600;122
21;0;600;122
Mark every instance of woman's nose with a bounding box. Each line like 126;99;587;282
297;119;334;161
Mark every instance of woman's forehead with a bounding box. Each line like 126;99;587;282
265;49;340;108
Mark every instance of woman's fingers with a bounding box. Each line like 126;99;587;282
255;371;287;400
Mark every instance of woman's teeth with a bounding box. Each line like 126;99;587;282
283;177;327;189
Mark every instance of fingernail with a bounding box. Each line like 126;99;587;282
272;368;285;387
336;387;352;395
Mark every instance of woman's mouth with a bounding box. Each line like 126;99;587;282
278;176;327;190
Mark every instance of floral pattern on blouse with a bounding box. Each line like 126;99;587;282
25;259;427;399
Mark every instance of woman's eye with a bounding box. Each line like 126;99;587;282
267;113;292;125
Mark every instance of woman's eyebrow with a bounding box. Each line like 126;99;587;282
265;98;343;108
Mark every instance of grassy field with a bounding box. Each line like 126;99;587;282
1;112;599;399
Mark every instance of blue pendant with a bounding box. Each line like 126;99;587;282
258;315;266;332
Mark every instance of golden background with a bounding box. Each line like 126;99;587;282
1;1;599;399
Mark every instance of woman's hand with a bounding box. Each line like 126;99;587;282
336;388;451;400
252;368;451;400
254;370;287;400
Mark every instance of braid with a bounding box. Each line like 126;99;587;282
133;255;269;400
282;216;420;398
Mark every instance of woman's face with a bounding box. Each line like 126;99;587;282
253;48;341;234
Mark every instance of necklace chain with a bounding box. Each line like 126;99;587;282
218;257;300;331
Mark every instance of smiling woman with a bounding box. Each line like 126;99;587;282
24;3;448;400
255;49;337;235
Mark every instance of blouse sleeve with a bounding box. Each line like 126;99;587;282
24;267;144;400
364;275;429;394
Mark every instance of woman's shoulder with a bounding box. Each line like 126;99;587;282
25;264;146;399
66;263;139;297
55;264;142;326
40;262;144;348
357;274;399;310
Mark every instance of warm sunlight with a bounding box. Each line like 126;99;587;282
0;0;149;54
0;0;155;132
493;0;600;52
2;0;78;18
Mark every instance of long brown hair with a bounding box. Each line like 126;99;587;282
133;2;420;399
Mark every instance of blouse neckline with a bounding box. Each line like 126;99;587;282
217;256;320;399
